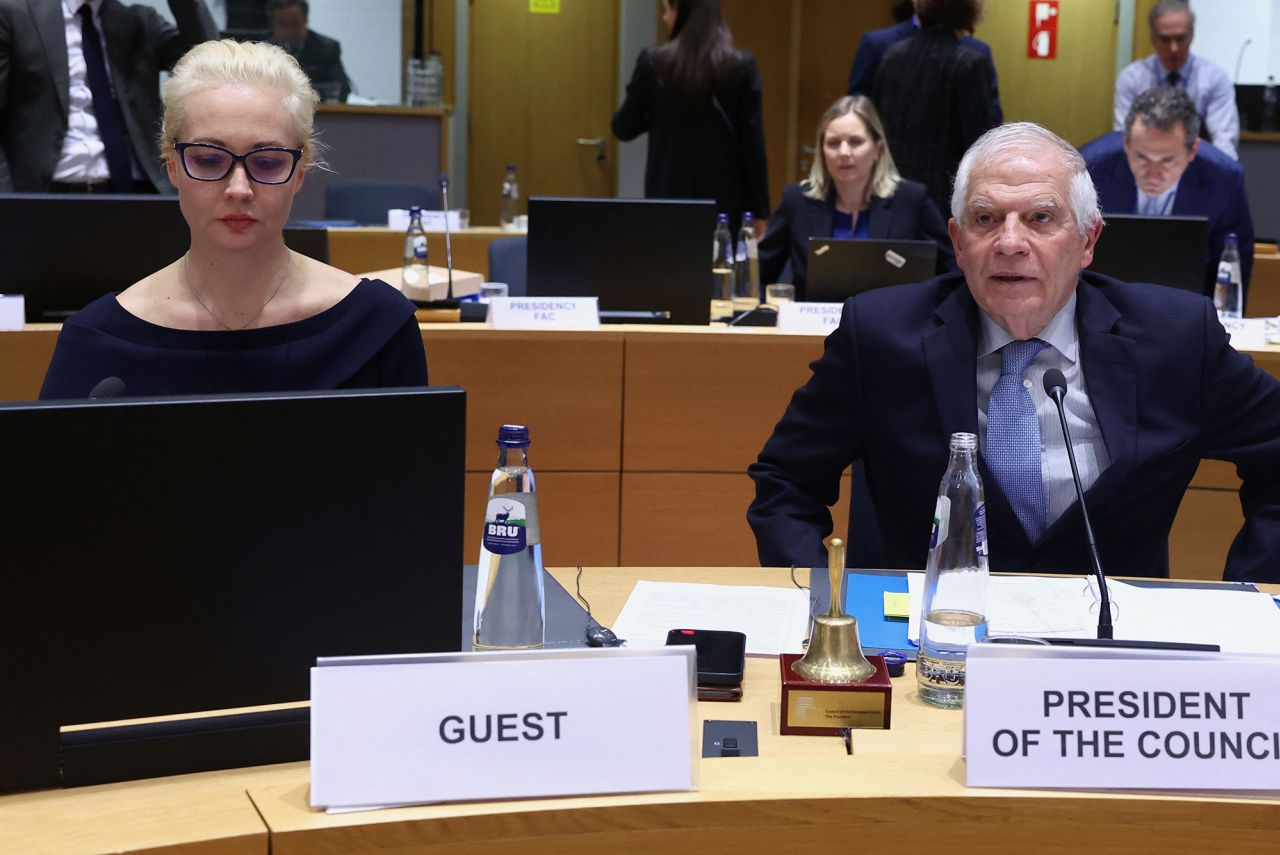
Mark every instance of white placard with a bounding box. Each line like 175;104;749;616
776;301;843;334
965;644;1280;791
311;646;697;810
487;296;601;329
1221;317;1267;351
0;294;24;330
387;209;463;231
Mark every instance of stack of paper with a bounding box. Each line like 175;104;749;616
610;581;810;656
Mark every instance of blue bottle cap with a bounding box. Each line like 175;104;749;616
742;212;754;224
497;424;530;447
409;205;421;215
717;213;728;223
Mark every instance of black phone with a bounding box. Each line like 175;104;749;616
665;629;747;688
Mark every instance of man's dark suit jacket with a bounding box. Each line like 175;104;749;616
0;0;216;192
612;47;769;233
269;29;350;103
1081;131;1255;300
847;18;1002;123
757;178;955;298
747;271;1280;583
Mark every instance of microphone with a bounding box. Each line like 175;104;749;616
1235;38;1252;84
413;175;460;310
88;376;126;399
1042;368;1113;640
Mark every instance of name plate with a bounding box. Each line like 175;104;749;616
311;646;697;809
487;296;600;329
965;644;1280;790
0;294;24;331
388;209;464;231
1222;317;1267;351
776;301;843;334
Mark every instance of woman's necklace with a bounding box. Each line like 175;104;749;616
181;252;291;331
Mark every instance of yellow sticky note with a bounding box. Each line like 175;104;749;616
883;591;911;620
530;0;560;13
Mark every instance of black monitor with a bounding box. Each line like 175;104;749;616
527;197;716;324
0;386;465;793
0;194;330;322
805;238;938;302
1089;214;1209;295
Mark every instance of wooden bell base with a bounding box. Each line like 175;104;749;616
779;653;893;735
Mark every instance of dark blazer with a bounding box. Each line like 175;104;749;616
757;178;956;298
847;18;1002;123
872;28;997;217
269;29;350;102
612;47;769;231
747;271;1280;583
1081;130;1254;298
0;0;217;192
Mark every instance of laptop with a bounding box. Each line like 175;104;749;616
805;238;938;303
1089;214;1210;295
0;194;330;322
527;197;716;324
0;386;465;792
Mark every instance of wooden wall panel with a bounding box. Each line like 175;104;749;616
422;329;624;473
0;328;59;402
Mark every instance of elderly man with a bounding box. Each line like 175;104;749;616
1084;86;1253;300
748;122;1280;583
1113;0;1238;160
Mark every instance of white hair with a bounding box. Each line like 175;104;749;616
950;122;1101;235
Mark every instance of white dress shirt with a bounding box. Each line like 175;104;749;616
976;292;1112;530
54;0;134;184
1113;53;1239;161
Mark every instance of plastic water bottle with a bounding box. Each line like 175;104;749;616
734;212;760;308
499;164;520;230
473;424;546;649
401;205;429;289
422;51;445;107
710;213;736;320
1214;233;1243;319
917;431;990;709
405;57;428;106
1262;76;1278;132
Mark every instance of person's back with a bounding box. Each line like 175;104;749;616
873;27;994;215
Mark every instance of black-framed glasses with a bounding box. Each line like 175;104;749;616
172;141;303;184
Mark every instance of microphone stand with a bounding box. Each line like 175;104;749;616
413;176;459;310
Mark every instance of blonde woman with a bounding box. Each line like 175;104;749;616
758;95;954;299
42;40;426;398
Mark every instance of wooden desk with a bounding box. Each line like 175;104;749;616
328;227;516;279
3;326;1277;577
9;567;1273;854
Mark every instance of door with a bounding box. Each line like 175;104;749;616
468;0;618;226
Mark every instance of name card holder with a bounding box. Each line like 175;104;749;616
965;644;1280;791
311;646;697;810
388;209;464;231
487;296;601;329
0;294;24;331
776;301;843;334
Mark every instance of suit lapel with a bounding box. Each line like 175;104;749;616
923;284;981;444
30;0;70;116
867;194;892;238
1170;159;1205;216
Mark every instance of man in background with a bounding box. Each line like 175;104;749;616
847;0;1001;123
266;0;350;103
1084;85;1253;299
1113;0;1238;160
0;0;217;193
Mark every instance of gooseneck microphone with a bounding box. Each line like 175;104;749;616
1042;368;1113;640
88;376;126;399
440;175;455;301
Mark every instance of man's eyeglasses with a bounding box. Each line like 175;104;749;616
172;141;303;185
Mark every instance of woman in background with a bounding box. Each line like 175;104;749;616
611;0;768;234
758;95;954;299
41;39;426;399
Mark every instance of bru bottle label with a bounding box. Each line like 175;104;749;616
482;496;539;555
974;502;989;559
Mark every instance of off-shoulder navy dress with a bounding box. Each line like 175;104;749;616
39;278;427;399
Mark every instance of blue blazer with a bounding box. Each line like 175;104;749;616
1081;131;1254;297
757;178;955;298
846;19;1002;123
747;271;1280;583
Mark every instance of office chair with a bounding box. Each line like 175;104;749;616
324;179;441;226
487;236;528;297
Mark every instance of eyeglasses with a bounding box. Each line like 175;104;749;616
172;141;303;185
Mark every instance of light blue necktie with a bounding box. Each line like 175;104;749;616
986;339;1048;541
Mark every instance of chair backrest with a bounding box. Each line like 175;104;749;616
324;179;441;225
487;235;528;297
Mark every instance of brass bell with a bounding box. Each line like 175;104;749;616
791;538;876;683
